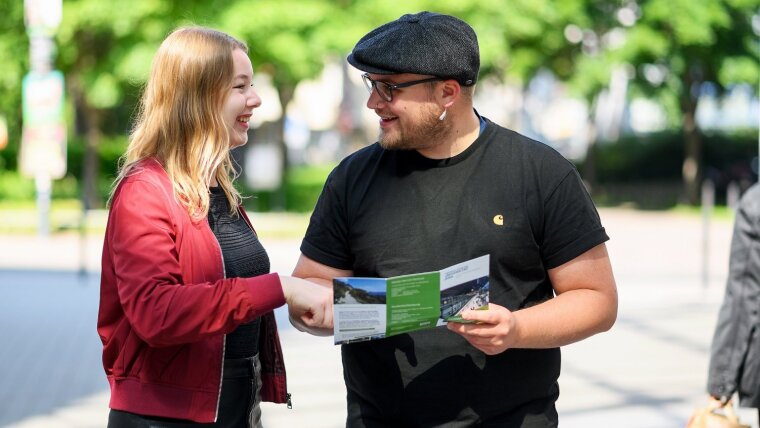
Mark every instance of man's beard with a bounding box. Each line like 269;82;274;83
378;105;451;151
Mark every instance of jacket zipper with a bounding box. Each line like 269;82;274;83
212;226;227;423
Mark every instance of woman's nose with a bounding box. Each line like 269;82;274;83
249;89;262;108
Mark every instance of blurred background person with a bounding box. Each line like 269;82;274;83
98;26;331;427
706;183;760;423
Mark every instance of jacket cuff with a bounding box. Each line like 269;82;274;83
243;273;286;314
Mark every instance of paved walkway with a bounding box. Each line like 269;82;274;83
0;209;756;427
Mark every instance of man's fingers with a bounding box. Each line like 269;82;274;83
460;310;490;323
448;322;491;338
458;334;503;355
461;304;507;324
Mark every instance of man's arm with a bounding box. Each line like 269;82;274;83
290;254;354;336
447;243;617;355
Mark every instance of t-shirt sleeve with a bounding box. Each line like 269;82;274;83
540;167;609;269
300;170;354;270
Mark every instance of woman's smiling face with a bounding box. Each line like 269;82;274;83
223;48;261;149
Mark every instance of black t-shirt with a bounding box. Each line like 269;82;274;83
301;119;609;427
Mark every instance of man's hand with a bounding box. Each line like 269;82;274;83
449;244;618;353
446;303;518;355
279;276;333;333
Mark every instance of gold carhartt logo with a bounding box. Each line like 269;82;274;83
493;214;504;226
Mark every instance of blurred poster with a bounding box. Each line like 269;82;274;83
19;70;67;179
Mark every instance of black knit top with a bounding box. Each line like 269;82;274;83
208;186;268;359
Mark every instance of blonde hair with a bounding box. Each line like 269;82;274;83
111;26;248;220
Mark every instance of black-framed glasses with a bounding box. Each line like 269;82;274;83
361;73;443;102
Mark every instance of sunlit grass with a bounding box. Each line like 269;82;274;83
0;199;736;236
245;211;312;240
0;199;83;210
0;199;99;235
0;199;312;238
668;204;736;222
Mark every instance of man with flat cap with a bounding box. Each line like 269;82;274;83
292;11;618;428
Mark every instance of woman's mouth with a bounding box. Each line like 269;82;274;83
236;115;251;129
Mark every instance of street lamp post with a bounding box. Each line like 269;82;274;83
20;0;66;237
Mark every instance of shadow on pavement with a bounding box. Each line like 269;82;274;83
0;269;107;426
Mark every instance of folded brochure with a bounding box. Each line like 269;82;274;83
333;255;490;345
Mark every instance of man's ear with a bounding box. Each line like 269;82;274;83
439;79;461;109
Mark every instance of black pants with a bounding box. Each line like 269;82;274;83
108;355;263;428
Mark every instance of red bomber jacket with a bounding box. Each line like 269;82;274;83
97;158;288;423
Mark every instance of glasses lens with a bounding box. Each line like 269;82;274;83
376;81;393;102
361;74;393;102
361;74;373;93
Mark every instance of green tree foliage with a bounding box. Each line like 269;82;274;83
221;1;360;94
0;2;28;163
57;0;166;206
570;0;760;203
218;0;361;198
1;0;757;207
342;0;593;84
628;0;760;204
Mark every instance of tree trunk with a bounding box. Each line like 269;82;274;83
273;85;294;211
71;80;102;209
680;81;701;205
583;121;598;195
82;106;102;209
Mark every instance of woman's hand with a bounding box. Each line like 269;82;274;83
279;275;334;335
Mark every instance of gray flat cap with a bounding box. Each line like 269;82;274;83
347;11;479;86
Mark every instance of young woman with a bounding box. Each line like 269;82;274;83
98;26;332;427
